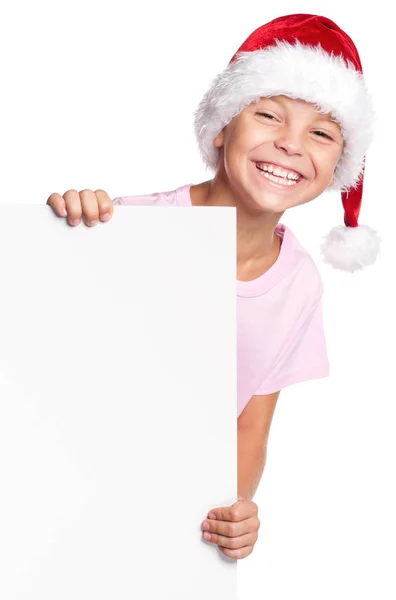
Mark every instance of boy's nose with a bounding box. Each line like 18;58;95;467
274;133;304;156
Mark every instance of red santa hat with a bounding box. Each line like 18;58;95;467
194;13;380;272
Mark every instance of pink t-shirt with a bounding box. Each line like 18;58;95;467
113;183;329;418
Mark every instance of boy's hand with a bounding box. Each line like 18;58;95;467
46;189;113;227
201;496;260;559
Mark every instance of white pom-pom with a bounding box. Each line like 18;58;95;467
320;225;381;272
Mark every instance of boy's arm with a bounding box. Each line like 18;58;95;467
203;392;280;558
237;391;280;500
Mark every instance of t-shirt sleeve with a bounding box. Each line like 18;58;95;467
254;295;330;395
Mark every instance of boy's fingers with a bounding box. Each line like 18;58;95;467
205;531;258;550
63;189;83;225
209;500;257;523
79;189;101;225
94;189;114;221
218;544;254;560
46;192;67;217
203;515;260;538
47;189;113;226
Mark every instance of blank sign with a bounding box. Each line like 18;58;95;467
0;205;238;599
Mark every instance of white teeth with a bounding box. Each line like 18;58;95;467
258;169;298;186
256;162;300;180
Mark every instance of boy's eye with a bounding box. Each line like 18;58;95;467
314;131;333;140
256;113;334;140
256;112;275;120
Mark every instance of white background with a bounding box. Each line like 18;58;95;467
1;1;395;598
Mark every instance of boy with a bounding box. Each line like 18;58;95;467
47;14;379;559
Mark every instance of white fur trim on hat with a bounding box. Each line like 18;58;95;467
194;40;375;194
320;224;381;272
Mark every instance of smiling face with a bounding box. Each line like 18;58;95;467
212;95;345;213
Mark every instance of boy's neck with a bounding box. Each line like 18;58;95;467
190;177;283;280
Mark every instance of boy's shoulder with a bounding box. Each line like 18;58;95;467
112;184;192;207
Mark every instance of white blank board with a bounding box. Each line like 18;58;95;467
0;205;238;599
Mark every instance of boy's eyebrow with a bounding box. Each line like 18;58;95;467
313;110;337;121
314;114;343;131
256;96;280;105
257;98;336;119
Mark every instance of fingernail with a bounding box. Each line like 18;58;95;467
202;521;210;531
88;220;98;226
71;219;81;226
208;512;216;519
101;213;110;222
203;532;211;541
61;207;67;217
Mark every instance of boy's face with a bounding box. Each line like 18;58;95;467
213;95;345;213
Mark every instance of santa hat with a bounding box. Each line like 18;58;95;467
194;13;380;272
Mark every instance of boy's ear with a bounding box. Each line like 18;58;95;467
213;129;224;148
